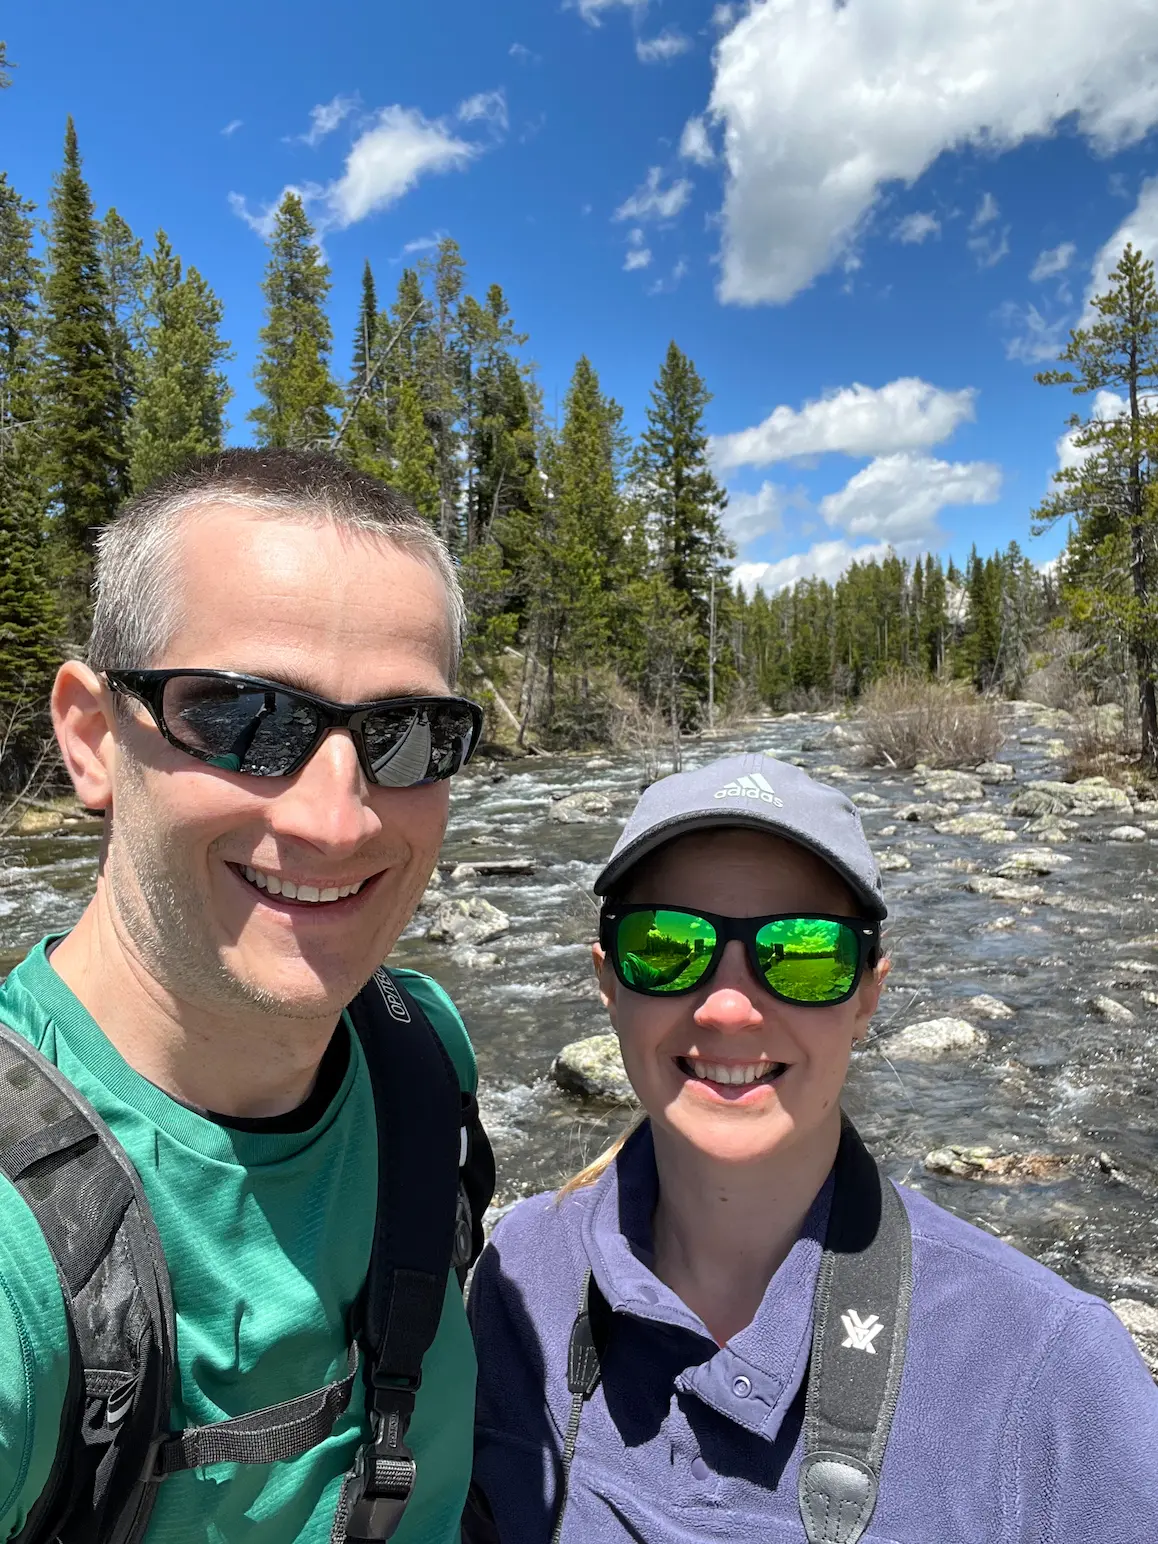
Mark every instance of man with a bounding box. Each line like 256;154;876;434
0;449;488;1542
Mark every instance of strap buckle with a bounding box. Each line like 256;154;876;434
343;1397;417;1541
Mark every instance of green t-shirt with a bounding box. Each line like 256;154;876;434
0;938;478;1543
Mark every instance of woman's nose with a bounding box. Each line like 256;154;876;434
694;940;765;1032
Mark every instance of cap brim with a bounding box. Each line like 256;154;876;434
593;810;888;920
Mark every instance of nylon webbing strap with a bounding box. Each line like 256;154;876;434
549;1270;605;1544
334;969;463;1542
151;1344;359;1477
798;1118;913;1544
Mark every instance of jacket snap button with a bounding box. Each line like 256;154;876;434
732;1375;752;1398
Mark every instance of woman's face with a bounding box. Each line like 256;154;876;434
594;828;888;1168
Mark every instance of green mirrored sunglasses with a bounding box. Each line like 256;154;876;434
600;905;880;1006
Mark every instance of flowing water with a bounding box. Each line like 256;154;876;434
2;709;1156;1307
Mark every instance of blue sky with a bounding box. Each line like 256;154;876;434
4;0;1158;591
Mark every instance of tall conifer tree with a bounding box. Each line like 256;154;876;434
43;117;128;590
341;260;392;479
99;207;145;435
250;192;340;448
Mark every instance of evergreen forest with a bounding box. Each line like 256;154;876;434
4;104;1158;789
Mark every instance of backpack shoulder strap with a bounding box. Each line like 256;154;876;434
0;1019;175;1544
797;1115;913;1544
332;967;472;1543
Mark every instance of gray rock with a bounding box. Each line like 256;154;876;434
850;790;888;808
803;725;861;752
924;1145;1071;1181
1110;1299;1158;1380
896;802;955;822
921;770;985;801
968;993;1016;1020
885;1017;986;1060
449;946;503;970
877;850;912;872
1108;825;1147;842
427;896;511;946
1089;995;1135;1024
551;1033;637;1105
976;762;1015;784
1011;787;1071;818
992;847;1072;878
878;824;898;837
1021;777;1134;816
977;826;1019;844
935;812;1010;837
449;862;478;883
549;789;615;824
1022;819;1075;845
966;876;1045;903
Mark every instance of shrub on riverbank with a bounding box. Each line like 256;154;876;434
858;676;1003;770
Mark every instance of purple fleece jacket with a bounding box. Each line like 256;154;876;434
467;1123;1158;1544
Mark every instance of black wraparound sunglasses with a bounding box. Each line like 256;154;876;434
104;668;483;788
600;905;881;1007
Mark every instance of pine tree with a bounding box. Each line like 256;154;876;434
99;208;145;434
250;192;340;448
0;174;61;778
340;260;392;480
1034;243;1158;767
42;117;128;599
391;377;438;523
428;238;467;547
128;232;231;491
0;42;12;89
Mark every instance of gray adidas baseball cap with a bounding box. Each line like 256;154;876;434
593;752;887;919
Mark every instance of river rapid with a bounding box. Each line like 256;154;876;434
2;706;1156;1315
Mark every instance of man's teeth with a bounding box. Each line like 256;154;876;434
241;866;365;903
690;1059;780;1086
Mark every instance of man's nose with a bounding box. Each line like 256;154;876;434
265;729;381;855
694;940;766;1032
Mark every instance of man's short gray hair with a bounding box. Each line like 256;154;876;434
88;448;465;681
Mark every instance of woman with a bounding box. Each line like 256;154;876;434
466;753;1158;1544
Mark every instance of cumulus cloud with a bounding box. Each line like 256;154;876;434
1055;389;1126;473
615;166;692;223
298;93;359;147
680;115;716;166
1086;176;1158;306
637;29;692;63
708;0;1158;305
894;211;940;244
819;452;1001;546
722;481;794;546
733;541;895;594
711;378;976;472
458;90;508;131
1030;242;1076;282
325;107;475;228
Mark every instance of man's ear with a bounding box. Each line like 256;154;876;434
52;661;118;813
591;941;618;1021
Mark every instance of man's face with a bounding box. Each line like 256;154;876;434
103;506;456;1021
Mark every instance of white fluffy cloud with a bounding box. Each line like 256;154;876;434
711;378;976;472
722;482;791;545
680;116;715;166
819;452;1001;546
1030;242;1076;282
734;541;894;594
1055;389;1127;473
1086;177;1158;306
615;166;692;222
637;29;691;63
894;211;940;245
325;107;475;228
709;0;1158;304
299;94;359;147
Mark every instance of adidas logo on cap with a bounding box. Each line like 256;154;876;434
713;772;784;807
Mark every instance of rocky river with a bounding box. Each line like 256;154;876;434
2;703;1156;1369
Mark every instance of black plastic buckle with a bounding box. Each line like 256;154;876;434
343;1408;417;1541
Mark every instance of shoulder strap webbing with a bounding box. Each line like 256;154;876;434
548;1270;611;1544
0;1019;175;1544
797;1117;913;1544
331;968;465;1544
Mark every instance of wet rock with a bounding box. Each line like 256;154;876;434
802;726;860;752
924;1146;1072;1182
935;811;1010;837
1022;819;1075;845
1089;995;1135;1024
1011;787;1070;818
551;1033;637;1105
885;1017;986;1060
444;857;537;877
1108;825;1147;842
586;757;614;770
417;868;444;911
1143;991;1158;1009
978;914;1019;932
992;848;1072;878
427;897;511;946
11;807;67;835
896;802;955;822
968;993;1016;1020
450;863;478;883
921;771;985;802
449;946;503;971
877;851;912;872
1132;799;1158;818
966;877;1045;904
976;762;1015;784
878;824;898;837
978;826;1019;844
550;789;615;823
1110;1300;1158;1379
850;791;888;808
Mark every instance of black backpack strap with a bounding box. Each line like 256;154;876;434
0;1019;175;1544
548;1270;612;1544
331;968;469;1543
797;1116;913;1544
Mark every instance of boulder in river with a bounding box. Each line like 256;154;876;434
896;802;956;822
884;1017;986;1060
966;876;1045;903
877;850;912;872
551;1033;637;1105
1089;995;1136;1024
550;789;615;823
935;811;1010;837
920;770;985;802
992;847;1072;878
924;1145;1072;1182
967;993;1015;1019
975;762;1015;784
1111;1299;1158;1379
1107;825;1147;842
427;897;511;946
1013;778;1134;818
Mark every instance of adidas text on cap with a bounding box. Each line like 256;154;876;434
593;752;887;920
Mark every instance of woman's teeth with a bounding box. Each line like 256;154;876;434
687;1058;783;1086
241;866;365;904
